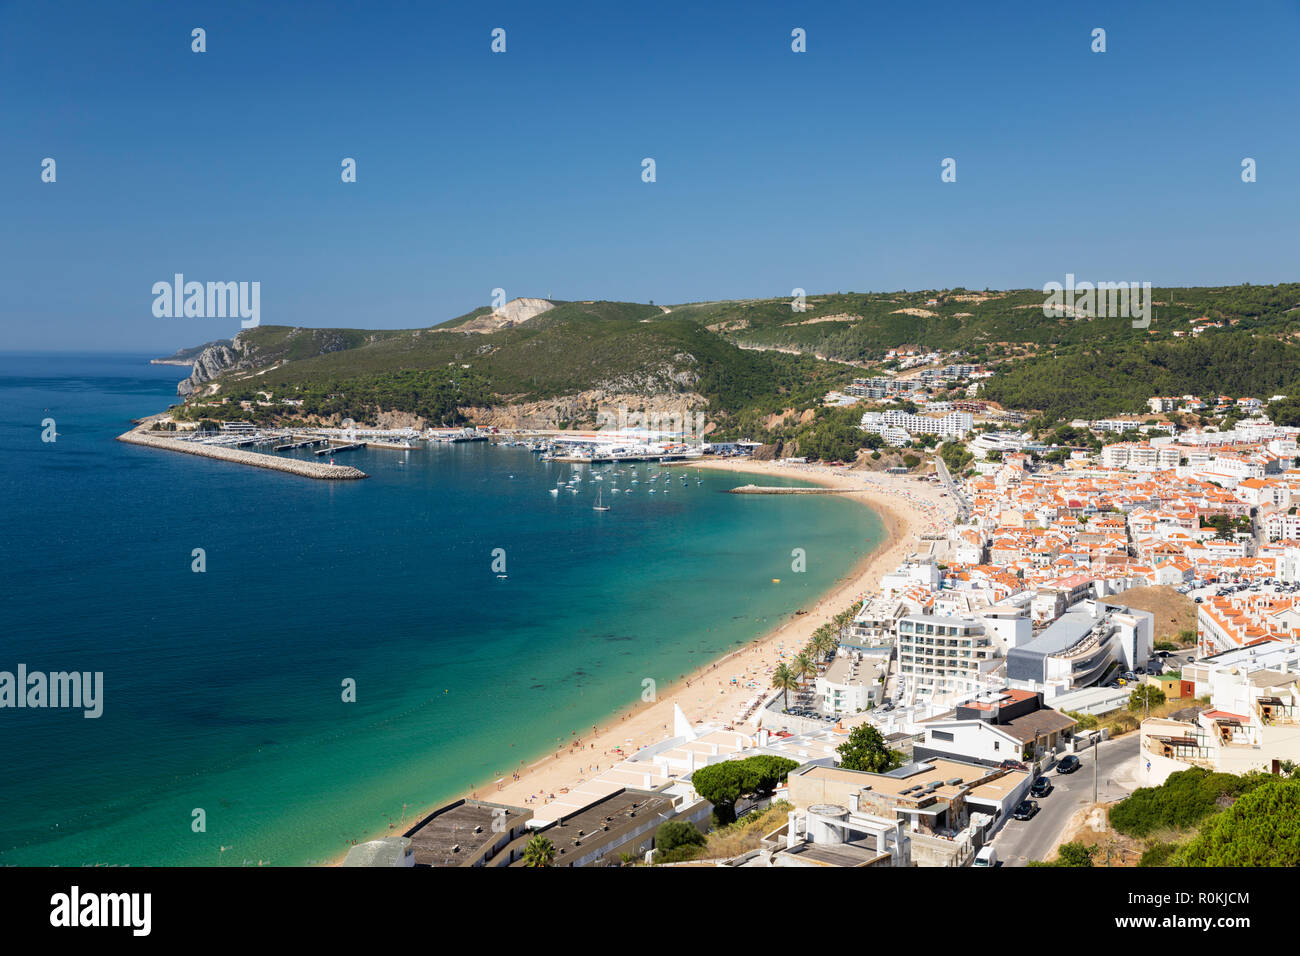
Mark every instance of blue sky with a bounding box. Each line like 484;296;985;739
3;0;1298;351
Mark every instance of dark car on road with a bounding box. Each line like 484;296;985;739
1012;799;1039;821
1030;777;1052;797
1057;755;1081;774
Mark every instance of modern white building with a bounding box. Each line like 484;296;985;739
1100;442;1181;472
815;656;885;716
861;410;974;440
1006;600;1153;696
896;614;1001;702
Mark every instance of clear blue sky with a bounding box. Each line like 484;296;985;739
3;0;1298;351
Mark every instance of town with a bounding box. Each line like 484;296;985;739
339;382;1300;868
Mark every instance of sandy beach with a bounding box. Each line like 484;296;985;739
335;457;956;860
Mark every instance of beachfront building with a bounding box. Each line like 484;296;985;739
401;799;533;867
341;836;416;867
879;558;941;596
495;788;710;867
814;656;885;716
1006;600;1153;697
896;614;1001;704
844;596;908;650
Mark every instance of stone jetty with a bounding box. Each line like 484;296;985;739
117;428;368;480
726;484;847;494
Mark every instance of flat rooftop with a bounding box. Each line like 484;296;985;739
508;790;680;866
795;758;996;802
405;800;527;867
781;841;889;867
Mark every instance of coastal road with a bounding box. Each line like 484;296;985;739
990;734;1140;867
932;447;970;521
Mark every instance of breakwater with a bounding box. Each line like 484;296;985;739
727;484;848;494
117;428;368;480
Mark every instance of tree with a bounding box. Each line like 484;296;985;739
1174;780;1300;866
690;762;745;824
1128;684;1166;714
1055;842;1097;867
690;756;798;825
810;628;838;663
771;664;798;710
792;651;815;686
522;835;555;867
836;724;903;773
655;820;706;855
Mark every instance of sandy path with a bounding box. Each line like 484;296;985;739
333;459;955;859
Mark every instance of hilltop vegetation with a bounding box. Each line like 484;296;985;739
173;299;849;432
164;283;1300;434
1106;766;1300;866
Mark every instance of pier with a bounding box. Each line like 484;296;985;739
117;428;368;480
314;442;364;456
274;438;325;451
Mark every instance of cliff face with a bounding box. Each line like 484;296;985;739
458;389;709;430
177;336;251;396
456;297;555;333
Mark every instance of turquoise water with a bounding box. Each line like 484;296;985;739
0;354;882;865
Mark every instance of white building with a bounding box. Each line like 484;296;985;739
861;410;974;440
1100;442;1181;472
815;657;885;716
896;615;1001;702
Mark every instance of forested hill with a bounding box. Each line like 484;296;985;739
162;284;1300;433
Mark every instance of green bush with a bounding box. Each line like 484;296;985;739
1137;842;1180;867
1109;767;1266;838
655;820;706;853
1173;780;1300;866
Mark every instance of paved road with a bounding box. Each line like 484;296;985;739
933;448;970;520
991;734;1141;867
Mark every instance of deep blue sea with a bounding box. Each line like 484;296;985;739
0;353;882;865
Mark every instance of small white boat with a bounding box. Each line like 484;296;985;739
593;488;610;512
549;488;559;496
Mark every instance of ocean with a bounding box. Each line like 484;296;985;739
0;353;882;866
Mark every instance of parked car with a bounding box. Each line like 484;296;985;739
1057;755;1081;774
999;759;1027;771
1012;800;1039;821
973;845;999;867
1030;777;1052;797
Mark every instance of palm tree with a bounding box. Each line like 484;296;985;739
793;651;815;688
771;663;799;711
811;629;838;665
522;835;556;868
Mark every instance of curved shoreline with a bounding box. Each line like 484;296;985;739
326;457;954;863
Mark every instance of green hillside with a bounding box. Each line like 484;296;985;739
167;284;1300;434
